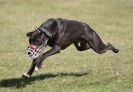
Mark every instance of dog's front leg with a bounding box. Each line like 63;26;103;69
22;45;61;78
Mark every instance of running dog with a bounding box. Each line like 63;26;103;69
22;18;119;78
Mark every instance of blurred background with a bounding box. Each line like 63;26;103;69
0;0;133;92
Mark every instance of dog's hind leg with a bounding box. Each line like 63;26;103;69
106;43;119;53
91;42;119;54
83;24;119;54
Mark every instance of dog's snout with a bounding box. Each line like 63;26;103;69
26;45;44;59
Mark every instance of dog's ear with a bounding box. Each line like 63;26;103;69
38;18;60;38
39;27;52;38
26;32;34;37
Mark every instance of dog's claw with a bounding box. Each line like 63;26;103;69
22;73;30;78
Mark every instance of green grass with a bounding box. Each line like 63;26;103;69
0;0;133;92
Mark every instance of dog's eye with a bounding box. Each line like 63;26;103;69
36;38;42;45
37;35;42;39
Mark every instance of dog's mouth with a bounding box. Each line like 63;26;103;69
26;44;44;60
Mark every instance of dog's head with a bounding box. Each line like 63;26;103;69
26;27;51;59
26;18;61;59
27;27;51;46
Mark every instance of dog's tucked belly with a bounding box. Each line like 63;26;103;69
60;38;73;50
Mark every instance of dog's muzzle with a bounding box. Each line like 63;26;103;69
26;45;43;60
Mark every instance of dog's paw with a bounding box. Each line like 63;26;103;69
35;66;39;71
22;73;30;78
113;49;119;53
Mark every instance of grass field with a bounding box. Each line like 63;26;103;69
0;0;133;92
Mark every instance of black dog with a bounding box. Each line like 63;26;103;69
22;18;119;78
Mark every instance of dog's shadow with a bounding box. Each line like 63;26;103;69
0;72;88;88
